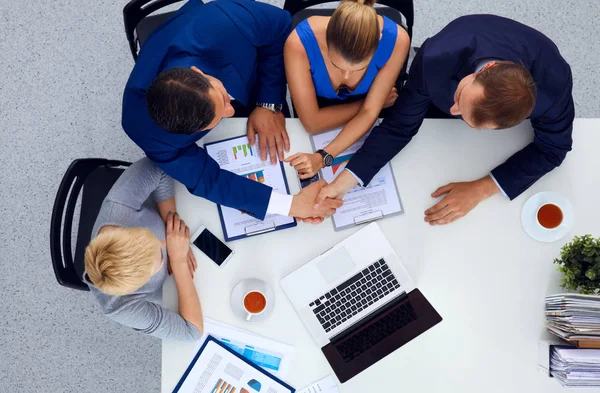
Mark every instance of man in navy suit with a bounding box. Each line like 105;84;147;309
122;0;341;221
318;15;574;225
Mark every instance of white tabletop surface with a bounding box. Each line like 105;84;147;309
162;118;600;393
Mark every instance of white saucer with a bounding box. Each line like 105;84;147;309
521;191;573;243
230;278;275;322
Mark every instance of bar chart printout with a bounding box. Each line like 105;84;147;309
173;340;293;393
232;144;254;160
205;136;296;240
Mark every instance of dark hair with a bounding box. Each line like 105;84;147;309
146;68;215;134
326;0;379;64
472;62;537;129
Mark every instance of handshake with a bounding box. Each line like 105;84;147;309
288;171;359;224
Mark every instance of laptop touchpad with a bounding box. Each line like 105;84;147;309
317;248;356;284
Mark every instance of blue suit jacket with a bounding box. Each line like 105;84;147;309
122;0;292;219
347;15;574;199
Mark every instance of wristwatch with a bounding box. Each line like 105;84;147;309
316;149;334;167
256;102;283;114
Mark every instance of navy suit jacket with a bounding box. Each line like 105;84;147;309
122;0;292;219
347;15;574;199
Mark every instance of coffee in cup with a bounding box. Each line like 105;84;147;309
537;203;563;229
243;290;267;321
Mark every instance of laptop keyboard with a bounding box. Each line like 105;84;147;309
334;302;417;362
309;259;401;333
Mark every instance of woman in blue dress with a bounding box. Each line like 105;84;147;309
284;0;410;179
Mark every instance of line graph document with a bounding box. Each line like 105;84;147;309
205;135;296;240
311;123;403;230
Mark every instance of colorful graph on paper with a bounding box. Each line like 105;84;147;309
244;170;265;183
211;379;236;393
331;153;354;175
232;144;254;160
220;339;282;372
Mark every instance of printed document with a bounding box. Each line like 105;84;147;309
195;318;295;378
297;375;339;393
311;125;403;230
175;339;293;393
205;136;295;239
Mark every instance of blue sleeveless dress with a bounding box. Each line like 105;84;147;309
296;16;398;100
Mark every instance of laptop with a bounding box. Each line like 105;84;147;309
280;223;442;383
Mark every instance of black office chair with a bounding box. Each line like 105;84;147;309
123;0;185;61
283;0;413;40
50;159;131;291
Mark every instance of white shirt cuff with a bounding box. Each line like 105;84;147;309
489;173;508;198
266;191;293;216
345;169;364;187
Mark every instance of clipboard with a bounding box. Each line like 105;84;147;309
309;124;404;231
205;135;297;242
173;336;296;393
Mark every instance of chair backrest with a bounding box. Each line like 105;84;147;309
283;0;414;40
50;159;131;291
123;0;184;61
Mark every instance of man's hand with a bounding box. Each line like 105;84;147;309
424;176;500;225
290;179;344;224
284;152;323;179
316;169;359;203
247;107;290;164
383;87;398;109
166;212;191;272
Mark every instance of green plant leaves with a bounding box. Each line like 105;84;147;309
555;234;600;295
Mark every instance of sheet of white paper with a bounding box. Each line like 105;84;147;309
205;136;295;239
556;348;600;363
297;375;339;393
311;125;402;229
193;318;296;378
177;340;293;393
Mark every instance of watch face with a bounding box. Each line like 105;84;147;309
324;155;334;167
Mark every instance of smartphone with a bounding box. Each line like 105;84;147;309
190;226;234;267
299;173;320;189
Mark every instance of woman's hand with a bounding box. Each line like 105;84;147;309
284;152;324;179
383;87;398;109
166;212;191;273
167;248;197;278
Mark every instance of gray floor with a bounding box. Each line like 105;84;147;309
0;0;597;392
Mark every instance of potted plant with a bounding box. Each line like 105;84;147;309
555;235;600;294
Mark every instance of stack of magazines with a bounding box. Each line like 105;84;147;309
551;346;600;387
546;293;600;344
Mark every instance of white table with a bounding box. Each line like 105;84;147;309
162;118;600;393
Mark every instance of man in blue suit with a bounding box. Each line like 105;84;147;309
122;0;341;221
318;15;574;225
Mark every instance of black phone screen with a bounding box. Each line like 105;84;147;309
193;229;232;266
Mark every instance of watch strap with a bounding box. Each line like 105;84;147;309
256;102;283;113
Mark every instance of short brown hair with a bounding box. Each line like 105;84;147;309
472;62;537;129
326;0;379;64
85;227;160;296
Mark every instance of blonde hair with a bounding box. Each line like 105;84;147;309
85;227;161;296
326;0;379;64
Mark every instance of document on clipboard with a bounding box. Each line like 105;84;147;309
205;135;296;241
173;336;295;393
311;123;403;230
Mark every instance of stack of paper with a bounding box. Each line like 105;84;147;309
546;294;600;342
195;318;296;378
551;347;600;387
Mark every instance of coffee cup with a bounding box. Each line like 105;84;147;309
536;203;564;230
243;290;268;321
